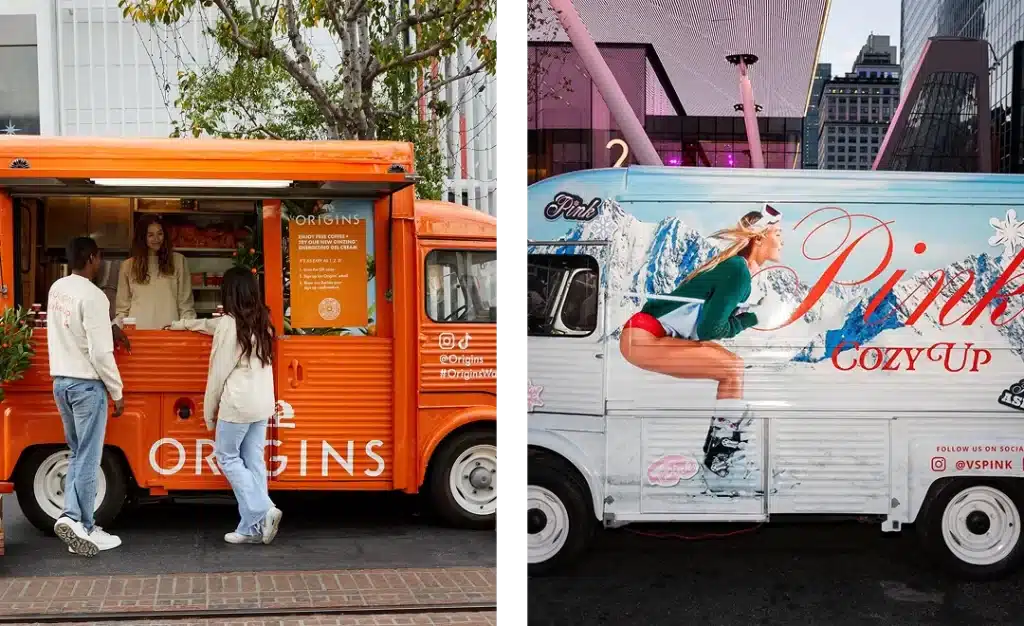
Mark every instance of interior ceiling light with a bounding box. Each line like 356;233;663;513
91;178;293;188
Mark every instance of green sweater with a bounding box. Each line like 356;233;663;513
641;255;758;340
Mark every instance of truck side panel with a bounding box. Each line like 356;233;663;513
528;166;1024;520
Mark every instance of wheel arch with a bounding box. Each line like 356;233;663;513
913;475;1024;524
13;443;137;487
528;428;603;521
419;407;495;488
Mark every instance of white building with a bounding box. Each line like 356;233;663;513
816;34;901;171
0;0;496;215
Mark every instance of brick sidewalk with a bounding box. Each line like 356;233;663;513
0;567;495;616
13;614;498;625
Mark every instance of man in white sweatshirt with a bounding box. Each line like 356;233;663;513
47;237;126;556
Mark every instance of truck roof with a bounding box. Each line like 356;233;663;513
0;136;413;182
414;200;496;240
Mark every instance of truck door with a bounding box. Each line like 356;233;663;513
526;245;605;416
418;242;498;395
265;198;392;486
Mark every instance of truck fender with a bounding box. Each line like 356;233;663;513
418;406;495;486
528;427;604;521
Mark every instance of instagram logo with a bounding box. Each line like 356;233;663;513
438;333;455;350
931;456;947;472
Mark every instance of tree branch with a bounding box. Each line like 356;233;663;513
283;0;316;78
367;6;462;78
371;40;450;80
385;61;491;119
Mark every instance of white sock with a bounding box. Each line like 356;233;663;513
714;398;749;428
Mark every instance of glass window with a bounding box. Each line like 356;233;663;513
528;254;598;337
425;249;497;324
0;15;40;135
282;199;377;336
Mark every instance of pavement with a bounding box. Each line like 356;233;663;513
0;566;495;622
527;521;1024;625
0;492;496;625
0;491;495;578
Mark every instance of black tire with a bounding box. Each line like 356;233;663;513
427;429;496;530
918;478;1024;581
528;451;597;576
14;446;129;534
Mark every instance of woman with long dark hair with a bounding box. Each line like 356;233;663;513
116;215;195;329
169;267;282;544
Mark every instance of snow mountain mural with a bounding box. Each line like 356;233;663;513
531;199;1024;367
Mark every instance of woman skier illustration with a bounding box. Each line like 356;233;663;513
619;205;784;477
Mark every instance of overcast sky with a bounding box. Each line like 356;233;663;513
818;0;902;74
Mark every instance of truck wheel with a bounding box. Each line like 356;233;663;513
14;447;129;534
428;429;496;530
919;479;1024;580
528;453;595;576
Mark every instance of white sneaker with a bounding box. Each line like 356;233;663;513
224;532;262;544
90;526;122;551
54;516;99;557
262;507;282;545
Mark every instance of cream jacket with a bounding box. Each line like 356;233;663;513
46;274;124;401
115;252;196;330
170;316;276;429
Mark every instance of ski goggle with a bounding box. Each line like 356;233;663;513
756;204;782;227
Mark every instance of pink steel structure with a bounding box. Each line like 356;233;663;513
547;0;662;166
873;37;991;173
728;53;766;169
546;0;768;169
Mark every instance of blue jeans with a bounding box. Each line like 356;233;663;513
52;377;108;532
215;419;272;536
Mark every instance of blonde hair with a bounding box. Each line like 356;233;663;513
682;211;773;284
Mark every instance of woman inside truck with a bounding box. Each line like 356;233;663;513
115;215;196;329
618;205;783;478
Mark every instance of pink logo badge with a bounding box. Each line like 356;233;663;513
528;380;545;411
647;455;700;487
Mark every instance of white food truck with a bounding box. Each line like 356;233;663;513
527;166;1024;580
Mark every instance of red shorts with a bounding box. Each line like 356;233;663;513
621;312;666;338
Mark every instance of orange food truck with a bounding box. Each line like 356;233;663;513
0;137;496;536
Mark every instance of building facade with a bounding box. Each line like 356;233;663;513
817;35;901;170
526;0;827;180
528;41;806;183
802;63;832;168
900;0;1024;173
0;0;496;214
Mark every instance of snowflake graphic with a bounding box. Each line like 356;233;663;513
527;380;544;412
989;209;1024;257
2;121;19;135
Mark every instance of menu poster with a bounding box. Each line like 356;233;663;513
288;214;368;328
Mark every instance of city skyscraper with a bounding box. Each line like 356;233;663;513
802;63;832;169
817;35;900;170
899;0;1024;172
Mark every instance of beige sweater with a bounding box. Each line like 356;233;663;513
115;252;196;330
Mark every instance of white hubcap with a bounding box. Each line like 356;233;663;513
528;485;569;564
449;444;497;516
941;485;1021;566
33;450;107;521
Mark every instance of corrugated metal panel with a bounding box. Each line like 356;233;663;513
528;338;605;417
10;330;209;392
640;417;764;514
274;338;394;482
420;326;496;393
769;418;890;513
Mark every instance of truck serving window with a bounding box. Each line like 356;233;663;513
425;249;497;323
528;254;599;337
